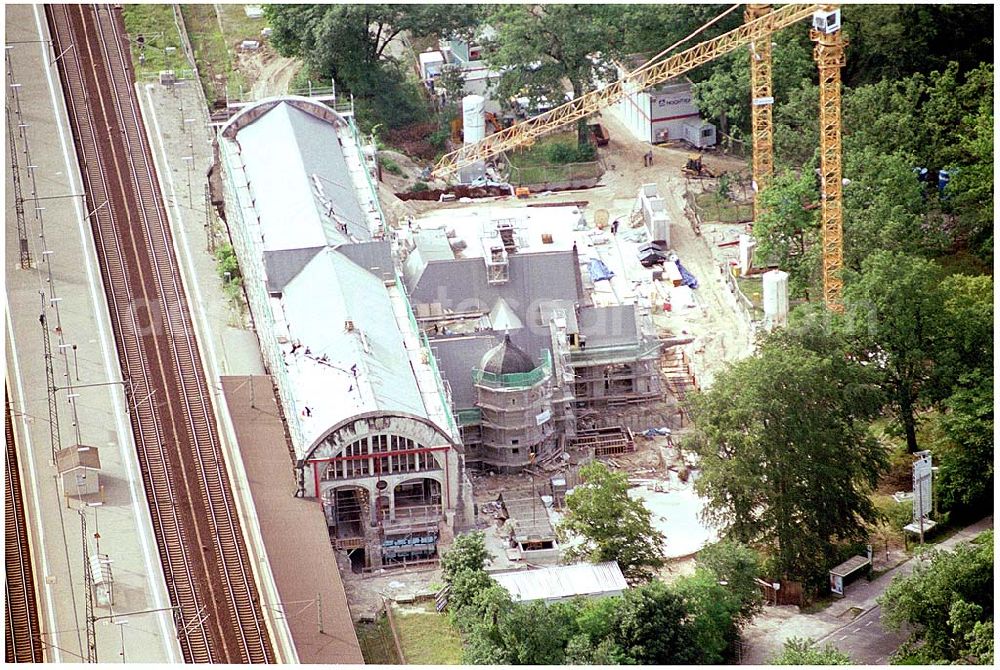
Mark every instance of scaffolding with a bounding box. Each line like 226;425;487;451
571;356;662;408
327;488;369;550
483;242;510;284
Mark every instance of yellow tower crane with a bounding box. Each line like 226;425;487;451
811;6;847;312
432;3;846;310
745;4;775;208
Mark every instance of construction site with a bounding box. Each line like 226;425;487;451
215;0;818;625
15;2;988;666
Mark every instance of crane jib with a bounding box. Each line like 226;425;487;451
433;3;820;177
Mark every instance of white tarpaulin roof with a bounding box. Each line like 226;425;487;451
490;562;628;602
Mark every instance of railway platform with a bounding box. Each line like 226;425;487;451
4;5;181;662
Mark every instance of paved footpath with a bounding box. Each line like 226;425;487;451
740;516;993;664
4;5;180;662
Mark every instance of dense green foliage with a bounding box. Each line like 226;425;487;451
770;637;852;665
683;330;886;585
263;4;479;130
480;4;622;145
440;531;761;664
558;462;665;584
880;531;994;664
843;251;946;454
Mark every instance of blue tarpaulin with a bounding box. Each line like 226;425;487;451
675;259;698;289
588;258;615;282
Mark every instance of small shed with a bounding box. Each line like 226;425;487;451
56;445;102;497
829;555;871;597
490;562;628;604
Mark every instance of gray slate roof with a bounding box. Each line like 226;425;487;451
234;101;371;253
578;304;639;348
429;336;496;408
481;334;536;376
282;249;427;423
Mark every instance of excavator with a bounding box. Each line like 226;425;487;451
431;4;846;312
682;154;714;179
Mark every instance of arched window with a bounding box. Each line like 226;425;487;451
320;433;442;481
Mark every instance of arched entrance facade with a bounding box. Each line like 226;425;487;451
301;412;462;567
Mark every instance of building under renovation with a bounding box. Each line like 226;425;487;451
400;205;663;471
217;97;470;568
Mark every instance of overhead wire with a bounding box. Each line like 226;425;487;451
637;4;743;73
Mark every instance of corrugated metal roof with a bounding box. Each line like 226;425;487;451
281;249;427;448
235;101;371;252
491;562;628;602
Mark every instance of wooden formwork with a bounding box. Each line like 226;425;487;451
572;426;636;457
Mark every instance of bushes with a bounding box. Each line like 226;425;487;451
440;533;760;665
544;141;596;164
379;156;403;176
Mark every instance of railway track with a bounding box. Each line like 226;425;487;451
46;5;273;663
5;385;45;663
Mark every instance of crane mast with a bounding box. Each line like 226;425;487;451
433;3;846;313
746;3;775;214
811;7;846;312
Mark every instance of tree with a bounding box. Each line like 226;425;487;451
843;251;946;453
482;4;622;145
264;5;480;128
558;461;665;584
938;273;993;382
441;531;492;613
950;92;993;254
840;4;993;87
673;570;742;663
770;637;852;665
751;170;821;298
935;370;994;519
773;81;818;168
610;581;699;664
441;531;489;582
841;148;937;270
879;531;993;663
695;540;763;624
683;330;885;585
694;26;813;142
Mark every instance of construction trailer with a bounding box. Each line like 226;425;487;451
609;63;717;148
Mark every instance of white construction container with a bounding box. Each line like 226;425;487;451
682;120;717;149
462;95;486;144
738;234;755;276
458;95;487;183
763;270;789;330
